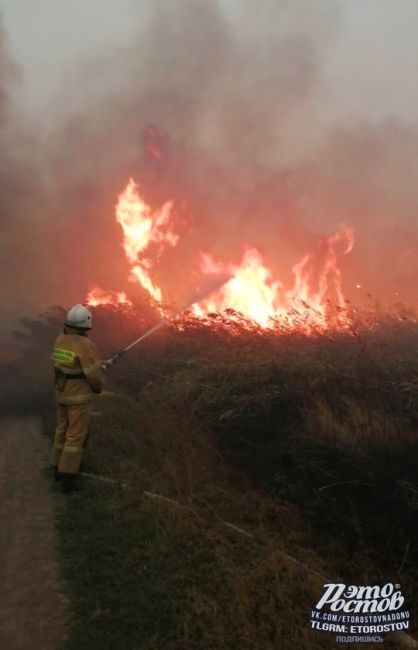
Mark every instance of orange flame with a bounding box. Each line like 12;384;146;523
86;286;132;307
192;248;283;328
193;226;354;330
115;178;178;305
86;178;355;332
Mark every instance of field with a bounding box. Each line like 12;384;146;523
3;304;418;649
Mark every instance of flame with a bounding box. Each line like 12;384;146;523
193;226;354;330
85;177;355;333
86;286;132;307
192;248;283;328
115;178;178;306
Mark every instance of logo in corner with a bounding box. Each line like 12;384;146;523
310;582;411;644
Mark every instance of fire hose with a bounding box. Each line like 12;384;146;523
102;272;232;368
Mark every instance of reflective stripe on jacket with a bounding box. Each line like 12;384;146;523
52;329;104;405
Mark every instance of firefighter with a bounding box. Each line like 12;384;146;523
51;304;104;493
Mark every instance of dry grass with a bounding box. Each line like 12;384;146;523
6;303;418;648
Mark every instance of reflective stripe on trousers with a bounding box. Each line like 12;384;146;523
56;394;94;405
63;445;83;453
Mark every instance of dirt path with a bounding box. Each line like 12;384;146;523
0;417;67;650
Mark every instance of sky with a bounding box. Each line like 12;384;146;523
2;0;418;126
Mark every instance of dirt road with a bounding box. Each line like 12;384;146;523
0;417;67;649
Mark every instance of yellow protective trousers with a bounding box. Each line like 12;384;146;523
51;403;93;474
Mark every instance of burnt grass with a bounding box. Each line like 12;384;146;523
5;303;418;648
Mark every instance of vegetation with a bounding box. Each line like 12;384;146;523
4;304;418;648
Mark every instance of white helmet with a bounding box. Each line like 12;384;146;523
65;304;92;330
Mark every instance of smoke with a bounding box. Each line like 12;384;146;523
1;0;418;334
0;16;53;331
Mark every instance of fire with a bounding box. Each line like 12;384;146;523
115;178;177;306
86;286;132;307
85;178;355;332
192;248;283;328
192;226;354;330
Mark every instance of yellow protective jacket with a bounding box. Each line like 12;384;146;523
51;328;104;405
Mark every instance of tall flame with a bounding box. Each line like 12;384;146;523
115;178;178;304
87;178;355;332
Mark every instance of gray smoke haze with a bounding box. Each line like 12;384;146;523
1;0;418;334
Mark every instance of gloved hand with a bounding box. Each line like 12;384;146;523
102;350;124;370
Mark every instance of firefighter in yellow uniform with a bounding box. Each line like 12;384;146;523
51;304;104;493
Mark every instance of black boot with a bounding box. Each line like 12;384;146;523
54;468;62;482
61;473;82;494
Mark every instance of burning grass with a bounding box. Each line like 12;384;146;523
86;177;359;332
6;304;418;648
